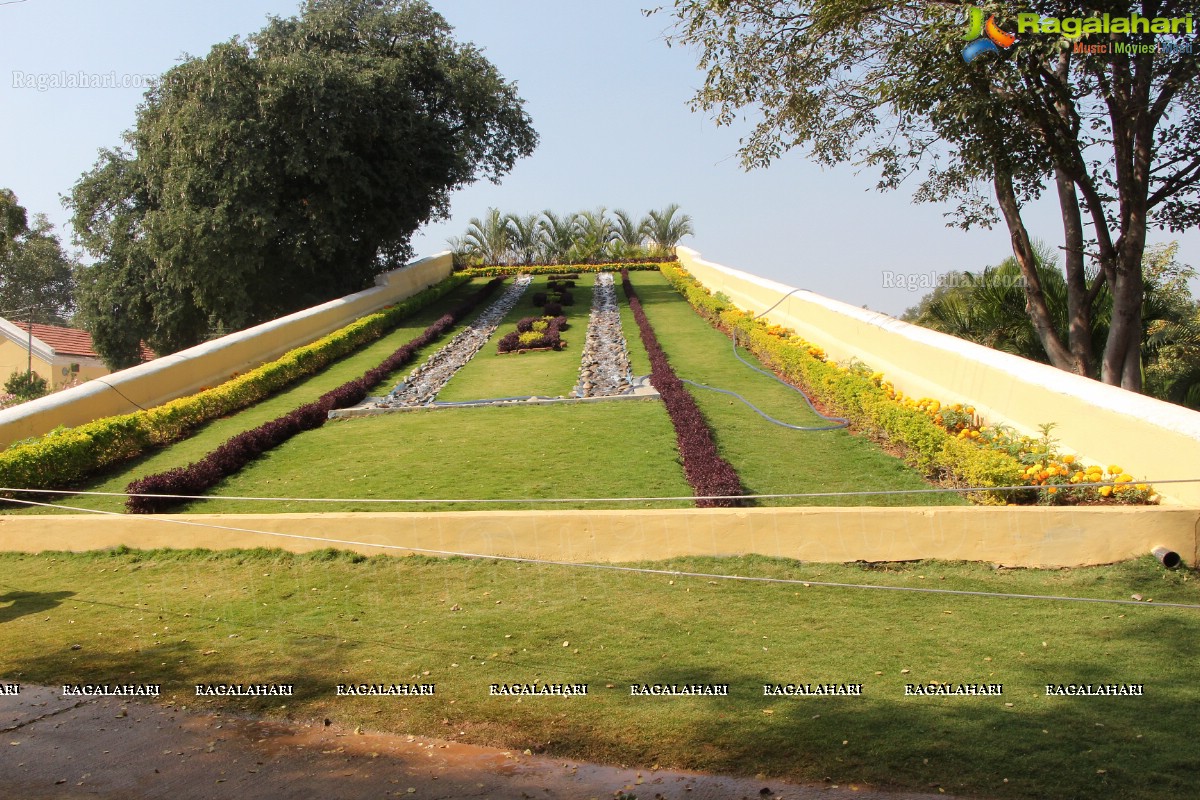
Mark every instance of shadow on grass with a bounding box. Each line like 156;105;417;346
598;644;1196;800
0;590;74;623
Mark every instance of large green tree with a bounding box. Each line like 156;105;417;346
70;0;537;367
0;192;76;325
658;0;1200;391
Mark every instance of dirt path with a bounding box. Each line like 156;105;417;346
1;686;967;800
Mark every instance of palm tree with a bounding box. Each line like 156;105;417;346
568;207;614;263
538;210;579;265
460;208;511;265
610;209;649;260
644;204;693;257
505;212;541;265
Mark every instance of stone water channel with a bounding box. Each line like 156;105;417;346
572;272;634;398
338;272;650;417
377;275;533;407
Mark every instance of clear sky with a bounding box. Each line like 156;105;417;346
1;0;1196;317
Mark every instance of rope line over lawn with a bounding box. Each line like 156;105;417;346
3;494;1198;610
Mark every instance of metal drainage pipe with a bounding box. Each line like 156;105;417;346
1152;546;1182;568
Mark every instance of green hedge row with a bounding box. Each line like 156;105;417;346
0;275;470;494
458;261;669;277
659;264;1026;503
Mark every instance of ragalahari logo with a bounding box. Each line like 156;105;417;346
962;7;1018;62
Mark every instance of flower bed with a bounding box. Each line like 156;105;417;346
497;316;569;353
0;275;471;495
660;263;1155;505
124;279;504;513
620;269;744;507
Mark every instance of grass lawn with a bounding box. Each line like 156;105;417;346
626;270;967;507
182;401;693;513
1;549;1196;799
0;279;497;516
437;274;610;401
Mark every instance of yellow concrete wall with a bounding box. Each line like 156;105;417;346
0;506;1195;568
0;253;454;449
0;339;53;387
676;247;1200;506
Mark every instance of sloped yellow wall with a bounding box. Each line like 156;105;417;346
677;247;1200;506
0;253;453;448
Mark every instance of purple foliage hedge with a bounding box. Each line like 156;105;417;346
619;270;744;508
125;279;505;513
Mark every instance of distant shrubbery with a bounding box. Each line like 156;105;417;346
449;205;693;266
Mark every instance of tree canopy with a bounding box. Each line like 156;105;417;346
0;191;77;326
658;0;1200;391
70;0;537;368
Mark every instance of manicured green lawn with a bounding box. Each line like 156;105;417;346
184;400;693;513
1;279;495;516
626;270;967;507
2;549;1196;800
437;274;606;401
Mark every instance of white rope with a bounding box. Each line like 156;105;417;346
3;494;1198;610
2;478;1198;505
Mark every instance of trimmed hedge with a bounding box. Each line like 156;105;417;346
0;275;472;495
658;263;1026;503
620;269;744;508
498;316;568;353
460;261;669;277
125;279;505;513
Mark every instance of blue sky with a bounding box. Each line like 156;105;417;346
1;0;1196;316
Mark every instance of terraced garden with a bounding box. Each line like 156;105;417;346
2;263;1195;800
2;266;965;515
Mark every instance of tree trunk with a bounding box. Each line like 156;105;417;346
1102;243;1145;391
992;168;1076;371
1054;167;1093;377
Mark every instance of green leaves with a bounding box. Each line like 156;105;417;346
69;0;536;368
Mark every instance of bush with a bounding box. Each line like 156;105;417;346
0;274;472;495
620;269;744;507
4;371;48;402
498;315;567;353
459;261;671;278
543;302;563;316
126;279;505;513
657;263;1035;504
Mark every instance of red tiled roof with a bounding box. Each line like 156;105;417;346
12;321;155;362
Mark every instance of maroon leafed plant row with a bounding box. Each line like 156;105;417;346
619;270;745;508
124;279;505;513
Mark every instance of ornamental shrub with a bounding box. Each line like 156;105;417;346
126;279;505;513
543;302;563;316
656;263;1053;504
4;371;48;402
620;269;744;507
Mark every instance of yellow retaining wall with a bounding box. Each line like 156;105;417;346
676;247;1200;506
0;506;1195;568
0;253;454;449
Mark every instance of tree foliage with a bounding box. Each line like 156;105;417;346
0;192;77;325
658;0;1200;391
70;0;537;368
